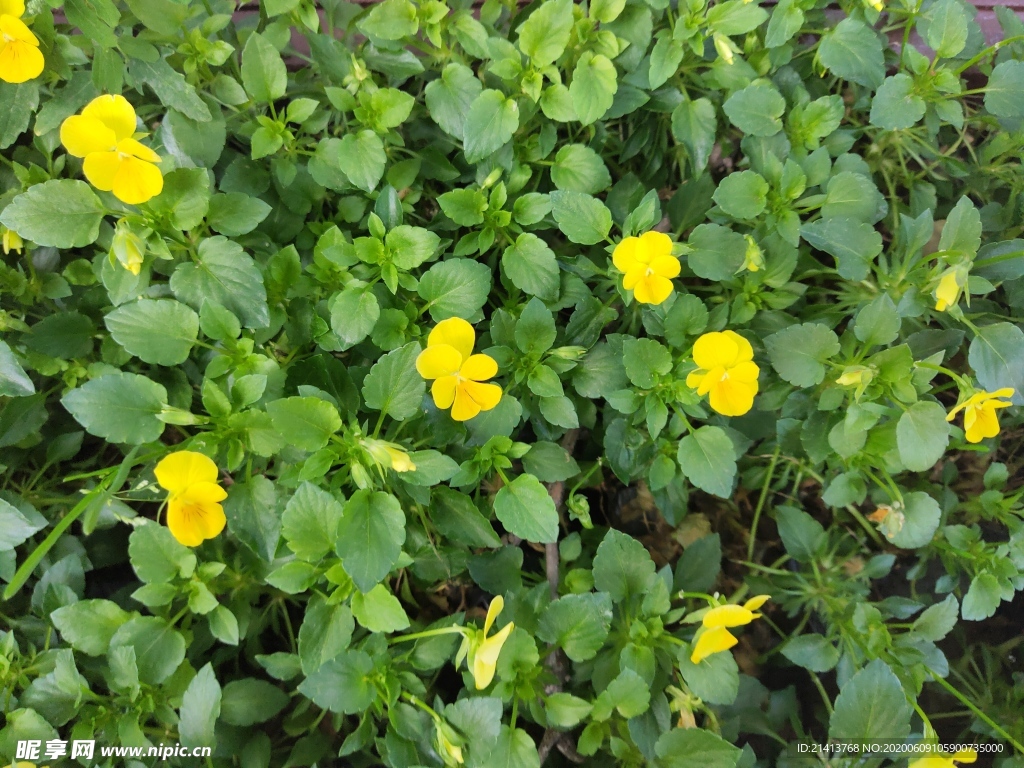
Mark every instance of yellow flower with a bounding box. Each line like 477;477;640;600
612;230;680;305
60;95;164;205
362;437;417;473
111;221;145;275
0;0;44;85
933;266;967;312
416;317;502;422
742;235;764;273
686;330;760;416
154;451;228;547
908;749;977;768
2;226;23;254
434;720;465;766
690;595;769;664
946;387;1014;443
865;0;884;11
836;365;872;388
466;596;514;689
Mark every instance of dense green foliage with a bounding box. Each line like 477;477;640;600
2;0;1024;766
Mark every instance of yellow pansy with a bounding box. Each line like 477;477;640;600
945;387;1014;443
933;266;967;312
60;95;164;205
612;230;681;305
908;749;977;768
690;595;769;664
0;0;44;85
686;330;760;417
154;451;228;547
416;317;502;422
468;596;514;689
2;225;23;254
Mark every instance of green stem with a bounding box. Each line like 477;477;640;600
927;670;1024;754
748;447;780;561
389;626;465;645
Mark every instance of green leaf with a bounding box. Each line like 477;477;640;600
897;402;950;471
986;60;1024;118
493;473;558;543
431;486;502;548
655;727;741;768
109;616;186;685
818;18;885;88
673;534;721;593
337;130;386;192
923;0;969;59
224;476;280;562
518;0;573;66
463;89;520;164
61;373;167;445
522;442;580;483
267;396;342;452
677;426;736;498
330;286;380;349
592;528;656;602
297;649;376;714
104;299;199;366
714;170;769;219
775;506;826;562
0;497;44;551
854;294;900;347
570;51;618;126
129;523;196;584
361;342;425;421
550;190;612;245
207;193;272;236
51;600;130;656
764;323;840;387
129;57;212;122
170;237;269;329
220;679;289;726
125;0;189;35
781;634;840;672
64;0;118;47
800;217;883;280
387;225;440;269
149;167;210;230
336;490;406;592
968;322;1024;405
0;340;34;397
596;669;650;719
828;659;912;742
870;74;926;130
765;0;803;47
424;63;482;140
241;32;287;103
551;144;611;195
622;338;672;388
686;223;746;281
886;491;941;549
545;693;594;729
0;180;104;248
537;592;613;662
0;81;38;150
298;596;354;674
351;584;410;633
723;81;785;137
179;663;221;749
438;188;488;226
938;195;982;255
516;298;557;355
282;482;345;562
911;594;959;641
479;726;541;768
649;36;684;89
706;0;768;35
502;233;560;301
671;98;717;174
358;0;418;40
677;647;740;705
823;172;885;223
418;258;492;321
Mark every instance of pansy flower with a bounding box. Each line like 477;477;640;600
686;330;760;416
612;230;680;305
155;451;227;547
0;0;44;84
416;317;502;422
946;388;1014;443
690;595;770;664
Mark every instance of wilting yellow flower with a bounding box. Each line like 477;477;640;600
60;95;164;205
908;749;977;768
690;595;769;664
686;330;760;416
2;226;23;254
464;596;514;689
612;230;680;305
742;235;764;273
416;317;502;422
0;0;44;84
111;221;145;275
946;387;1014;443
154;451;228;547
836;365;871;387
434;720;465;766
362;437;416;473
933;266;967;312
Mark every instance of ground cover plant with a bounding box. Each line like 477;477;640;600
2;0;1024;765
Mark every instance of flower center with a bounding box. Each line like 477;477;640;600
645;266;655;277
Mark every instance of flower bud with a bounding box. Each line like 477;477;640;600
742;235;764;273
713;33;736;65
1;227;23;255
434;721;465;766
111;221;146;275
836;365;873;387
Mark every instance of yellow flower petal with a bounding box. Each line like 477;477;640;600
462;380;502;412
431;375;458;409
167;494;227;548
472;621;513;689
708;377;757;417
964;402;1000;443
81;94;138;142
118;136;161;163
483;595;504;635
612;236;641;273
0;14;36;44
685;370;706;391
0;28;43;84
621;264;645;291
692;331;741;371
60;115;118;158
82;150;122;191
722;330;753;362
111;156;164;205
450;385;482;421
690;626;737;664
428;317;475;362
460;353;497;381
649;252;681;279
953;749;977;764
703;604;755;629
633;274;675;305
728;360;760;383
417;344;463;380
934;271;960;312
0;0;27;17
743;594;771;611
155;450;220;494
638;230;673;259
